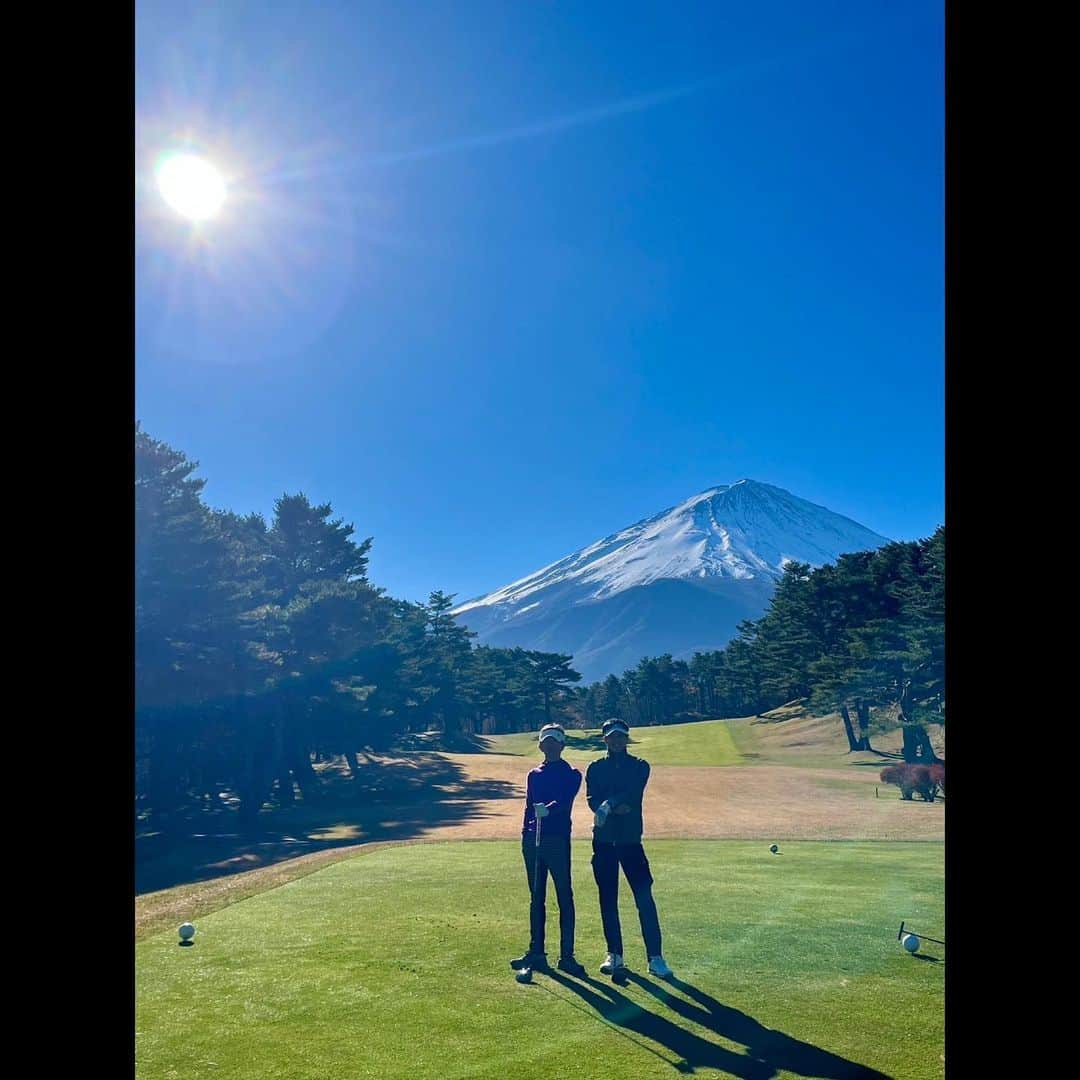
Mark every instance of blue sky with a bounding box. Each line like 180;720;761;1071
136;1;943;605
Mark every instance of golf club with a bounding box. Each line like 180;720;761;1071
897;920;945;947
516;803;544;984
532;804;543;948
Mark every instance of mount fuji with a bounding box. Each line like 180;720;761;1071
452;480;890;683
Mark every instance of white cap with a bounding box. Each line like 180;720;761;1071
538;724;567;745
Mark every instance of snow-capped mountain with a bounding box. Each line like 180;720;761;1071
452;481;890;683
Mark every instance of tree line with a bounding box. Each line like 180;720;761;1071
136;423;943;827
135;425;580;825
570;528;944;763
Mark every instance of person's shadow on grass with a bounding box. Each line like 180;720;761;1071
543;969;890;1078
542;969;773;1078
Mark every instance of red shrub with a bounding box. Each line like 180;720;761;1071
879;762;943;801
928;763;945;795
909;765;935;801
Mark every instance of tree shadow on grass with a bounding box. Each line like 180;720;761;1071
541;969;889;1078
394;729;619;755
565;732;612;752
135;753;516;895
392;730;494;753
390;728;644;756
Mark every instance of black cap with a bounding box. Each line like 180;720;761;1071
601;718;630;737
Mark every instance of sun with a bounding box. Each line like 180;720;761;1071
155;152;227;221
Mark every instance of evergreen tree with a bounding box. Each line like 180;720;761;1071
419;590;476;734
524;650;582;728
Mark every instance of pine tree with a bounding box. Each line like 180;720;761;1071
524;650;582;728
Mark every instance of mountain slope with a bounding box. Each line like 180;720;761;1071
453;480;889;682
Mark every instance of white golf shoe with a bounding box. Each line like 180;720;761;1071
647;955;673;978
599;952;625;975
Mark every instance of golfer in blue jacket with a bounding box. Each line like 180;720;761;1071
509;723;587;977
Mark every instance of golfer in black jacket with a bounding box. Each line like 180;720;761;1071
585;718;672;979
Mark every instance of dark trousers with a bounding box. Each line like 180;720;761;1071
522;834;575;958
591;840;662;958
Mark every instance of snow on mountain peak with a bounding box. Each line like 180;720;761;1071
452;481;889;617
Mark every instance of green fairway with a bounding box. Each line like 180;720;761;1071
137;839;943;1079
484;717;746;767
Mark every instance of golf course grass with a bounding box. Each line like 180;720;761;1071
136;839;944;1079
486;717;746;767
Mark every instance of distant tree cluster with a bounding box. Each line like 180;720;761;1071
573;529;944;765
135;426;581;826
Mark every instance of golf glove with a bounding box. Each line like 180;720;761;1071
594;800;613;828
533;802;550;819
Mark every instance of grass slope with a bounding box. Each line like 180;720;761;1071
483;717;745;767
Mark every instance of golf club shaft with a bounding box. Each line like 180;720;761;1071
898;921;945;946
532;811;543;955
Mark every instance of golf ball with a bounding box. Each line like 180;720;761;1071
515;968;532;983
901;933;920;953
178;922;196;942
769;844;779;854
